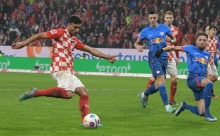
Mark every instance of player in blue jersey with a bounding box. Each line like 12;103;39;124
174;31;217;122
134;10;177;113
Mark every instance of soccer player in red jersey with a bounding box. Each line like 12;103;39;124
205;25;220;98
146;11;181;105
11;15;117;126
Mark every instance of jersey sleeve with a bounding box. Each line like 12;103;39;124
182;45;192;53
45;29;64;39
74;37;85;49
138;29;147;41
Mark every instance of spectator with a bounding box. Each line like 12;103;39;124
181;34;191;46
9;25;21;39
79;53;86;59
18;0;26;12
2;35;11;45
2;0;220;48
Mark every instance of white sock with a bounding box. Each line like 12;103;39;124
165;105;171;111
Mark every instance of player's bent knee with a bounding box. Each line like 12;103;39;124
75;87;88;96
66;91;74;98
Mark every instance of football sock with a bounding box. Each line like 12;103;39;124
159;84;169;105
170;81;177;101
146;79;154;90
34;87;68;98
143;84;158;96
79;95;89;123
203;82;213;116
184;103;200;115
175;51;179;59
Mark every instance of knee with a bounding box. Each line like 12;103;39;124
213;76;218;82
66;91;74;98
75;87;88;96
171;76;178;82
156;75;165;84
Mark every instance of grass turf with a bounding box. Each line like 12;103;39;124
0;72;219;136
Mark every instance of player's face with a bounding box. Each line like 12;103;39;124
196;36;208;50
209;28;217;37
148;14;158;27
205;26;209;35
164;14;174;26
67;23;82;36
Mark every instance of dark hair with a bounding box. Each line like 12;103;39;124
149;10;157;15
195;31;208;40
68;15;82;24
209;25;217;31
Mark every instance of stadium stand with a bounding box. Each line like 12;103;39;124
0;0;220;48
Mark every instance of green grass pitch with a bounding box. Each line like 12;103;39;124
0;72;219;136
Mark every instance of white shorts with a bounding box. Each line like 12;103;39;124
52;71;85;92
207;64;218;76
167;60;178;75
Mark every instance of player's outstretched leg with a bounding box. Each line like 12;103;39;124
20;87;37;101
20;87;70;101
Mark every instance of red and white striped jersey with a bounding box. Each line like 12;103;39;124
46;29;85;74
167;25;180;62
206;36;219;66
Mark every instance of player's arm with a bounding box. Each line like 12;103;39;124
167;34;177;44
134;38;144;52
79;45;117;63
216;49;220;56
165;25;177;44
11;32;48;49
173;46;183;51
155;44;175;58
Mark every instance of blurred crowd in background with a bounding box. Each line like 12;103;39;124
0;0;220;48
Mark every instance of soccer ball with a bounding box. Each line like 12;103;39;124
83;113;100;128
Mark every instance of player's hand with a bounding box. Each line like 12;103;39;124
155;49;163;58
135;45;144;52
11;42;25;49
170;38;177;44
108;55;117;64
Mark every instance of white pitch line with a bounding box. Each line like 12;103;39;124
0;88;191;91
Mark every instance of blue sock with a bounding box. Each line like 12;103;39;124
184;103;200;115
203;82;213;116
144;84;158;96
158;84;168;106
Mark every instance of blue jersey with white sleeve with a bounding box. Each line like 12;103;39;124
182;45;210;77
139;24;172;59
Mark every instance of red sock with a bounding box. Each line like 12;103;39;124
170;81;177;101
146;79;154;90
34;87;68;98
79;95;89;123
